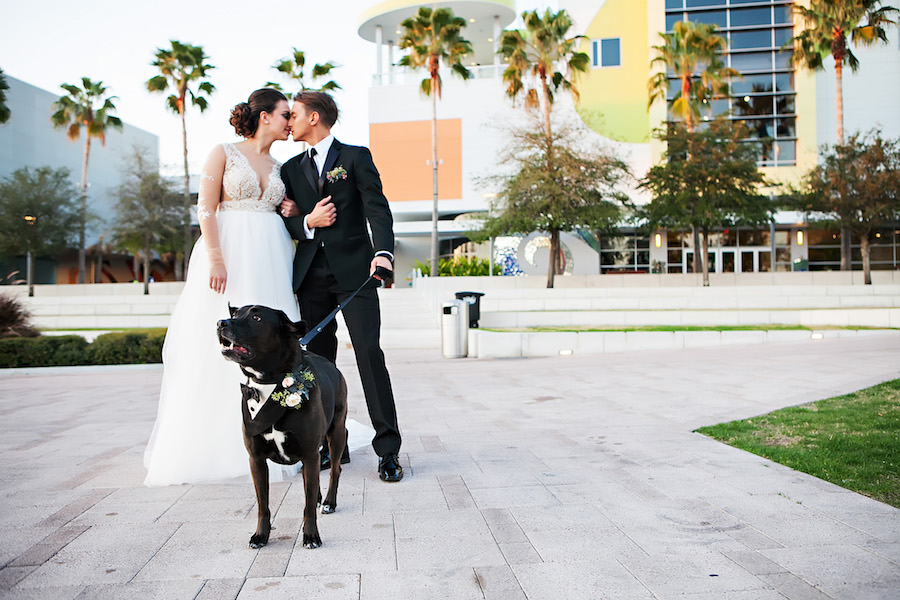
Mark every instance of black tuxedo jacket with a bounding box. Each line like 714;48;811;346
281;140;394;292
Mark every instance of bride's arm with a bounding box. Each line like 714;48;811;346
198;145;227;294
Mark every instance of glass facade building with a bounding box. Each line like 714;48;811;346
664;0;797;166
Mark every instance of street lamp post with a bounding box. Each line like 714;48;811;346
23;215;36;297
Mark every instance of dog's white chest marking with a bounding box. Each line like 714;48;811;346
262;427;290;462
246;382;276;420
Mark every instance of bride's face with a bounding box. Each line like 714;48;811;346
261;100;291;141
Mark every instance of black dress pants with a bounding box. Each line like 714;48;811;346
297;249;401;457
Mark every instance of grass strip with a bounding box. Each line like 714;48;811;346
696;379;900;508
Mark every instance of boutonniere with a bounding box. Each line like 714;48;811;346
326;165;348;183
269;366;316;408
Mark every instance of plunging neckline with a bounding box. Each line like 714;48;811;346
228;143;279;199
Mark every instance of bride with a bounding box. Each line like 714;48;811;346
144;88;301;486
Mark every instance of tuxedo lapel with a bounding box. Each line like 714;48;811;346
321;140;342;185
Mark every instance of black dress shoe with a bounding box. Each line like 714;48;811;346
378;453;403;482
319;436;351;471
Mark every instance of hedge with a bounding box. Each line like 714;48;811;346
0;329;166;368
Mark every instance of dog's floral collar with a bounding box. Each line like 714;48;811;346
326;165;347;183
269;367;316;409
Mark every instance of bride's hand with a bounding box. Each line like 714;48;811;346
209;262;227;294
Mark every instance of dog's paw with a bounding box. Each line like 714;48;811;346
302;533;322;549
249;533;269;549
321;503;336;514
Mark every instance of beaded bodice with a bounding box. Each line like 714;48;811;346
219;143;284;213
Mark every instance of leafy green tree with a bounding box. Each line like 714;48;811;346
398;6;473;278
147;41;215;280
0;167;80;294
638;119;772;286
110;150;183;295
50;77;123;284
496;9;591;286
648;20;737;132
648;21;738;273
793;132;900;285
788;0;898;142
0;68;10;124
472;118;630;288
786;0;897;271
266;49;340;94
498;9;589;145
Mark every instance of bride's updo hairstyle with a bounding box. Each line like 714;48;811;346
229;88;287;138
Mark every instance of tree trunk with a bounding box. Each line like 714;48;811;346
181;106;191;281
860;233;871;285
547;228;559;288
701;225;710;287
143;239;151;296
835;62;851;272
692;225;702;273
78;135;91;284
94;236;104;283
429;77;440;278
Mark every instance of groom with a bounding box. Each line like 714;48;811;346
279;91;403;482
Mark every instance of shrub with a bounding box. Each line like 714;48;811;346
89;330;165;365
0;293;40;338
414;256;501;277
0;335;90;368
0;329;165;368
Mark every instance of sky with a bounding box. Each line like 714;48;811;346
1;0;554;176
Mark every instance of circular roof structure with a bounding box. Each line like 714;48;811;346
358;0;517;66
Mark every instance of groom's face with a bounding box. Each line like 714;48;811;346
289;102;313;143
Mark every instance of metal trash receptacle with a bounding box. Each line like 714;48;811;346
441;300;469;358
454;291;485;328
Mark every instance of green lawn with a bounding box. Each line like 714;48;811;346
696;379;900;508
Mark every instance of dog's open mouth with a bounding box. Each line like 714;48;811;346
219;332;254;361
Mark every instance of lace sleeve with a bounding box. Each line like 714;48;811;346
198;145;226;268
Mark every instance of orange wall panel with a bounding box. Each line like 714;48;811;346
369;120;462;202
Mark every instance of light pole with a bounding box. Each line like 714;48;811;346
23;215;36;297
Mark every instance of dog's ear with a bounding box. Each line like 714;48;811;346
228;303;238;318
279;312;307;338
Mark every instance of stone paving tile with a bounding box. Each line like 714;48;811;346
15;523;178;588
237;575;360;599
360;567;484;600
512;559;656;599
283;514;396;577
1;585;86;600
762;544;900;600
618;550;772;597
73;580;205;600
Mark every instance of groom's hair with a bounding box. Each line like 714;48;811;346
293;91;338;129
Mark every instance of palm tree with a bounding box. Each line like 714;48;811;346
398;6;473;278
647;20;737;276
266;49;340;94
648;20;737;133
789;0;898;142
51;78;123;284
147;41;215;280
0;68;10;124
787;0;898;271
497;8;589;286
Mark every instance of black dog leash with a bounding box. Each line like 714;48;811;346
299;266;392;348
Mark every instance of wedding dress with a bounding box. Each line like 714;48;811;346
144;143;302;486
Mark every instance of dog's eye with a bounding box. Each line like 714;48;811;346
252;314;261;321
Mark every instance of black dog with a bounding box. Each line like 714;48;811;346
217;305;348;549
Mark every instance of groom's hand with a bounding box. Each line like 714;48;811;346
307;196;336;229
371;255;393;281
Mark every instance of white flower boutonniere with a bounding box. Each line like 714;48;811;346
269;366;316;409
326;165;348;184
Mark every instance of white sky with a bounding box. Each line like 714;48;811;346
1;0;554;176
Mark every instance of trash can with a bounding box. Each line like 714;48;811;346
454;291;485;328
441;300;469;358
792;258;809;272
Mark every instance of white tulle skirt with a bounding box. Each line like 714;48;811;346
143;210;302;486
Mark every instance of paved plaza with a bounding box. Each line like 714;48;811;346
1;335;899;599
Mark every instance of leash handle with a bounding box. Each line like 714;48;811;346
299;273;376;348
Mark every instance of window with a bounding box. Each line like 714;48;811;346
592;38;621;68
